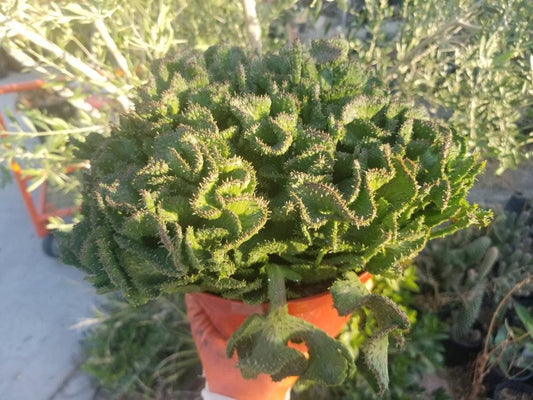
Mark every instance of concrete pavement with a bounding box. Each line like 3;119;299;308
1;72;99;400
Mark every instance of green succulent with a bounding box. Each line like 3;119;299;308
61;39;489;393
489;209;533;299
415;206;533;344
416;233;498;341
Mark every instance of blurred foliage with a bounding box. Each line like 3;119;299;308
0;93;104;191
81;294;202;399
343;0;533;173
416;205;533;320
416;231;498;342
1;0;531;193
488;208;533;299
0;0;302;189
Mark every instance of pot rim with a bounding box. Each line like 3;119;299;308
187;271;372;306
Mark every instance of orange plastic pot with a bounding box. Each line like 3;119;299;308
185;271;372;400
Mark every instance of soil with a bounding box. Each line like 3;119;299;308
0;47;22;78
17;87;77;121
445;365;478;400
496;388;532;400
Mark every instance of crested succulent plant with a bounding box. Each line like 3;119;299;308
61;39;489;393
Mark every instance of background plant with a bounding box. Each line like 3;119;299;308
416;231;498;342
488;208;533;299
310;0;533;173
81;294;202;400
0;0;303;189
416;205;533;336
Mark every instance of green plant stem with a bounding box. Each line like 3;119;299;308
267;264;287;310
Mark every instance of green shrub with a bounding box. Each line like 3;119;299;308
346;0;533;173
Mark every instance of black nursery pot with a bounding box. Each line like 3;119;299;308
504;192;532;214
443;335;483;367
443;320;484;367
483;364;533;396
494;380;533;400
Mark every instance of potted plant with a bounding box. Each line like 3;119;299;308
60;39;489;399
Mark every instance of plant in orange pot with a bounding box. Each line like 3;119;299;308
60;39;490;399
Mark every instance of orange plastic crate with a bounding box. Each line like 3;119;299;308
0;79;76;238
